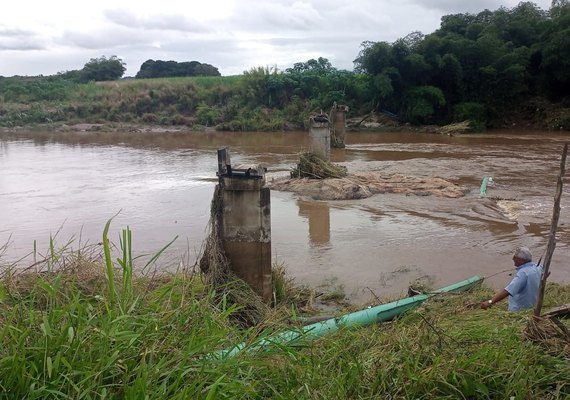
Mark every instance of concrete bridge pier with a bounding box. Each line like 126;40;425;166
217;148;272;302
309;114;331;161
330;103;349;148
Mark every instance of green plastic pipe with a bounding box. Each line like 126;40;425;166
480;176;489;197
213;275;483;359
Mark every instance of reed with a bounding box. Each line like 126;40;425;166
291;152;348;179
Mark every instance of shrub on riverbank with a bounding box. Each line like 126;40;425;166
2;68;569;133
1;228;569;398
0;75;316;132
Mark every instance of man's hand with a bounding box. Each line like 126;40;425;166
481;289;509;310
480;300;493;310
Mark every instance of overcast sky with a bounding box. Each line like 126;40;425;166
0;0;553;77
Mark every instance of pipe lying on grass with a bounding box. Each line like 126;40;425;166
213;275;483;359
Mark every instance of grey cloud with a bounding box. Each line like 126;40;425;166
61;28;161;50
0;51;90;76
103;9;212;33
145;14;212;32
402;0;518;14
0;29;46;51
225;0;413;40
62;32;126;50
232;1;325;32
102;9;140;28
158;38;239;54
257;35;363;67
0;28;36;38
2;0;553;77
0;42;45;51
140;37;241;64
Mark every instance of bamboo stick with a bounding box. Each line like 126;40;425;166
534;143;568;317
542;303;570;319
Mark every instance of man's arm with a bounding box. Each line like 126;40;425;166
480;288;510;309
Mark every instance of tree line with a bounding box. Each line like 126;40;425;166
1;1;568;130
52;56;220;82
351;1;570;128
233;1;569;129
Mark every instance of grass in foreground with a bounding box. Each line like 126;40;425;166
1;230;569;399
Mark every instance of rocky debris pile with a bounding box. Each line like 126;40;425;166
270;172;469;200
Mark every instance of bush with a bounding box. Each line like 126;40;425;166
454;102;488;131
141;113;157;123
196;103;221;126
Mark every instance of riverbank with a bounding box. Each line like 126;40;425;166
2;103;569;136
2;84;570;136
1;73;569;134
1;246;569;398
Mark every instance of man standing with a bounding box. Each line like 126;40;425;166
481;246;542;311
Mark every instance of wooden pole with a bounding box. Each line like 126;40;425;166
534;143;568;317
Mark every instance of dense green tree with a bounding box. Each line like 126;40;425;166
402;86;446;124
353;41;394;75
439;13;476;36
504;2;547;46
286;57;335;75
536;4;570;99
136;60;220;78
80;56;126;82
435;54;463;96
352;1;570;128
400;31;425;50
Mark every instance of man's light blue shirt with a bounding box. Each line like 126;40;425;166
505;261;542;311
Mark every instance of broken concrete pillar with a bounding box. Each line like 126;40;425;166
330;103;349;148
309;114;331;161
217;148;272;302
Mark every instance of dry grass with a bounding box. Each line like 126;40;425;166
290;152;348;179
525;315;570;356
1;243;107;299
439;120;473;135
198;184;270;327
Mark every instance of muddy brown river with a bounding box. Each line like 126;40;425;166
1;129;569;303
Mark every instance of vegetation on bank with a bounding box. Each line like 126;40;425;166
135;59;221;79
1;225;569;399
1;2;570;132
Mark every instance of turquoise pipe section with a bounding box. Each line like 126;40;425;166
480;176;490;197
214;275;483;359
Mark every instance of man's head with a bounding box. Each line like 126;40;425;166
512;246;532;267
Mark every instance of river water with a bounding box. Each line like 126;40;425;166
1;129;569;303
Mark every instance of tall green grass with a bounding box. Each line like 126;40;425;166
1;223;569;399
